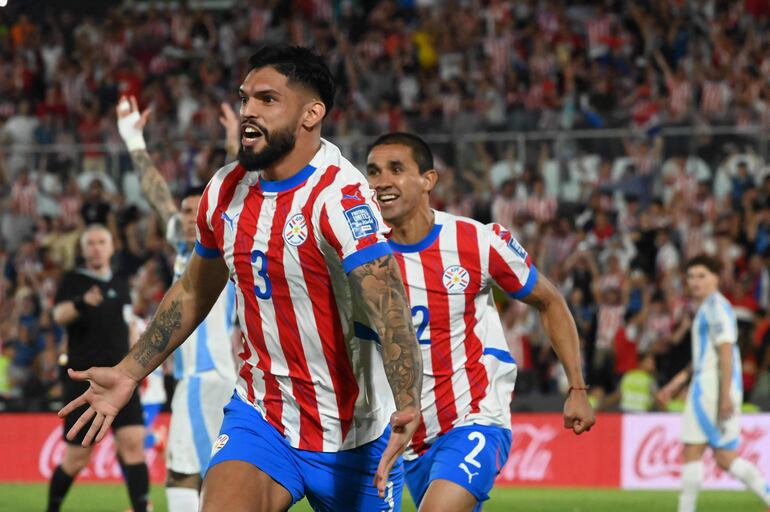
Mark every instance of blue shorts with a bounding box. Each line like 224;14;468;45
404;424;511;511
208;394;404;512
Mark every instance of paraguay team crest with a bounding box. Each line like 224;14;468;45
283;213;308;246
442;265;470;293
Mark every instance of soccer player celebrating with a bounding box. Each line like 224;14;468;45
116;96;240;512
365;133;595;512
60;44;421;512
660;255;770;512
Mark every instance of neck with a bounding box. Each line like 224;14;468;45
261;133;321;182
389;206;435;245
695;289;717;305
87;264;110;277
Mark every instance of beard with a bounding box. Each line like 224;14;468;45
238;123;297;172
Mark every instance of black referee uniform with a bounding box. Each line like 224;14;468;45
54;269;143;443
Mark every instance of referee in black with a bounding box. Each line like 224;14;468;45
47;224;149;512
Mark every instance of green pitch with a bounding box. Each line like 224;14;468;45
0;483;765;511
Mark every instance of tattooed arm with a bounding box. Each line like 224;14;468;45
116;95;178;227
349;253;422;411
58;253;229;445
126;252;228;373
348;253;422;495
130;149;178;227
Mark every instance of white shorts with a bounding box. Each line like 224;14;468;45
682;379;742;450
167;371;235;475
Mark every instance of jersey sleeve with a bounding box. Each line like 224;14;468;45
194;181;222;259
710;299;738;346
486;223;538;300
318;180;392;273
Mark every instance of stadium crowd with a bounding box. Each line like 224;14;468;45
2;0;770;412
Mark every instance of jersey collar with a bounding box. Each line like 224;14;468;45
388;223;443;253
259;164;317;193
77;268;113;282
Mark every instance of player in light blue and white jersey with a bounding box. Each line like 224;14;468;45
117;96;239;512
661;255;770;512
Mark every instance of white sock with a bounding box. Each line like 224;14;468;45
166;487;200;512
678;461;703;512
729;457;770;506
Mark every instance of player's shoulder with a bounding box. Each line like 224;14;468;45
200;161;246;214
313;139;370;198
434;209;486;233
210;160;241;183
709;292;735;317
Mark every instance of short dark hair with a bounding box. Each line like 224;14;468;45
182;185;206;200
686;254;722;275
247;44;335;115
369;132;434;174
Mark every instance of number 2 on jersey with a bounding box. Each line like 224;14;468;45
251;250;272;299
411;305;430;345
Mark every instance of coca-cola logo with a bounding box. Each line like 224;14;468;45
39;426;162;480
499;423;557;482
633;424;765;481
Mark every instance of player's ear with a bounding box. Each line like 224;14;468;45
302;100;326;130
422;168;438;193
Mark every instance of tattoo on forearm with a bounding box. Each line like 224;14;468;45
132;298;182;368
351;255;422;410
130;149;176;224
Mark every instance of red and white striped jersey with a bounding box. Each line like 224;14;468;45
195;139;395;452
390;210;537;460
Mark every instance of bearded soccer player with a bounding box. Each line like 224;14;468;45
660;255;770;512
116;96;240;512
366;133;595;512
59;45;422;512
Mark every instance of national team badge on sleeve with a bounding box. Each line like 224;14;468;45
344;204;379;239
443;265;470;293
211;434;229;456
283;213;308;246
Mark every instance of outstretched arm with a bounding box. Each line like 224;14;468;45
348;254;422;495
117;96;178;227
521;274;595;434
58;252;229;445
126;253;228;375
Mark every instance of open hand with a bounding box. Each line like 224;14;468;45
116;95;151;151
116;95;151;128
58;366;138;446
374;407;420;497
219;102;240;157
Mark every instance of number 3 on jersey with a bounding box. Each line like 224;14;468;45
251;250;272;299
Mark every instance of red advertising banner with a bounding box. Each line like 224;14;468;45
621;413;770;489
0;413;170;483
496;413;622;487
5;412;767;487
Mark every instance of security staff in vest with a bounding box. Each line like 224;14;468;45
47;224;149;512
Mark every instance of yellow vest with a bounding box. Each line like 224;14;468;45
620;369;655;412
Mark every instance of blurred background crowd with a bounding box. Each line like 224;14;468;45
1;0;770;414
